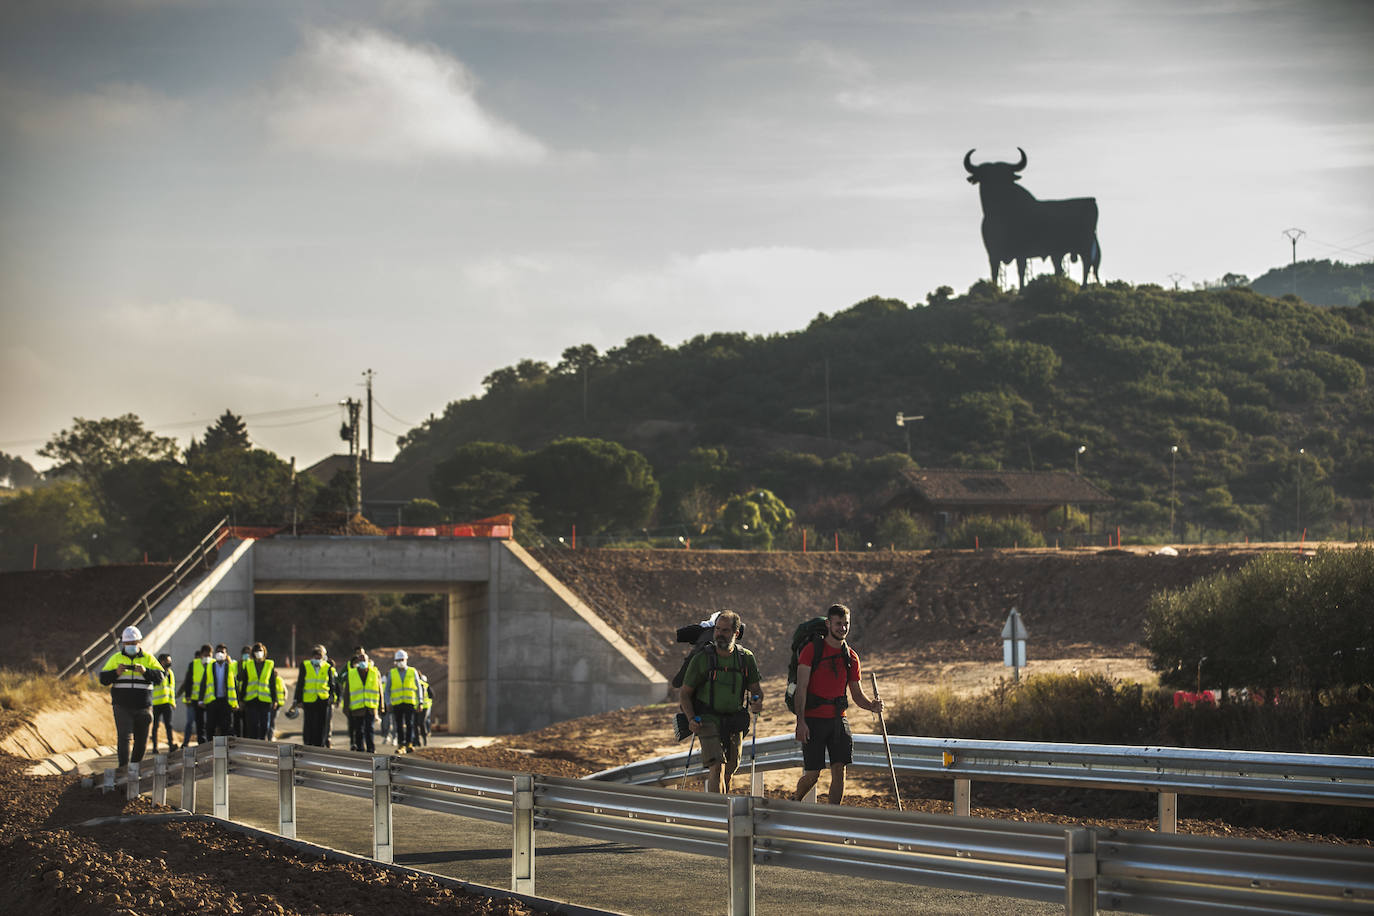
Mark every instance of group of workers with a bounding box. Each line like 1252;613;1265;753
100;626;433;769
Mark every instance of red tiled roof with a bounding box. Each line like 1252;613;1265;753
899;467;1112;506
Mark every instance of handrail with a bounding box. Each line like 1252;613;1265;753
60;517;230;679
98;737;1374;916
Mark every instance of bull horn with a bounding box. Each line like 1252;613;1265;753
1012;147;1027;171
963;149;977;173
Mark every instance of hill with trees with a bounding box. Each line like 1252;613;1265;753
1247;258;1374;307
395;277;1374;546
4;277;1374;570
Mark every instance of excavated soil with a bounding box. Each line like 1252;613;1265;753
1;544;1367;914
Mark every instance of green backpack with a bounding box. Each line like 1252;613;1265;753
784;617;855;713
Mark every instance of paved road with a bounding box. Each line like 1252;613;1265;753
154;767;1069;916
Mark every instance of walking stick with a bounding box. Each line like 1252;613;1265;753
750;695;760;795
870;672;903;811
681;734;696;788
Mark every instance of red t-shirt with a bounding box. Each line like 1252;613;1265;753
797;640;860;718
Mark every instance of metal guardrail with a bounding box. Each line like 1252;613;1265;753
98;737;1374;916
60;517;230;678
593;734;1374;834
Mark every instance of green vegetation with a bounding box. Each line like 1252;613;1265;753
1248;258;1374;307
0;668;100;712
5;272;1374;568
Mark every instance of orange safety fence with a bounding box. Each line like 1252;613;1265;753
225;514;513;541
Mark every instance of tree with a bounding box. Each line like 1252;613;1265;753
38;414;178;516
200;410;251;453
875;510;933;549
522;437;659;537
717;488;794;549
0;479;103;570
0;452;40;488
430;442;538;538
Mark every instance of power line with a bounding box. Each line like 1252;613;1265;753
371;397;418;428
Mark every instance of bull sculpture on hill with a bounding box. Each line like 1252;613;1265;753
964;147;1101;289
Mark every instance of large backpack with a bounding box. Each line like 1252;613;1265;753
670;615;751;740
784;616;855;713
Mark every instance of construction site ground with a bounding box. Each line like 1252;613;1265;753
0;543;1368;915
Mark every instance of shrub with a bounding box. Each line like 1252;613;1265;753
875;510;934;549
947;515;1045;549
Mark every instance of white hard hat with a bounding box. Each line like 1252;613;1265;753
394;649;408;661
122;625;143;642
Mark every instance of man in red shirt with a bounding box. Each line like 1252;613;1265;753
792;603;883;804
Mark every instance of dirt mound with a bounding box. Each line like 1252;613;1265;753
0;565;173;672
532;546;1256;677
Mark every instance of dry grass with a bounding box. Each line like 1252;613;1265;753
0;667;100;713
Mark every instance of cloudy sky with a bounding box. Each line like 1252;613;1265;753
2;0;1371;472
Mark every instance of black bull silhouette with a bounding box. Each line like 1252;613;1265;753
964;148;1101;289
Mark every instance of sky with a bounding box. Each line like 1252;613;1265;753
2;0;1372;473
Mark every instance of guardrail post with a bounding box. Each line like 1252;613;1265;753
512;774;535;894
213;736;229;819
954;777;971;817
152;754;167;805
102;767;115;794
181;745;197;812
126;761;141;801
372;755;393;864
1158;792;1177;834
278;743;297;839
751;770;764;797
1065;827;1097;916
728;795;756;916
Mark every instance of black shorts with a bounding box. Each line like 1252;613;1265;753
802;715;852;771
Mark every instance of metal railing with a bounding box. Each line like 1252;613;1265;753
594;734;1374;834
60;518;230;678
99;737;1374;916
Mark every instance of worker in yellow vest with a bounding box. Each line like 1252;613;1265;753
240;642;277;740
418;671;434;746
201;643;239;737
291;645;338;747
387;650;421;754
268;665;288;740
341;652;385;752
181;644;212;745
98;626;166;768
151;652;178;753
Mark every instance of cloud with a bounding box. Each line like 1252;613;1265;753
265;27;546;164
0;82;183;140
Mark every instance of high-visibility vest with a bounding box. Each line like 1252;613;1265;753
242;658;275;702
192;656;213;701
387;667;419;706
152;669;176;707
347;666;381;711
205;659;239;706
419;674;433;712
301;659;331;702
103;650;164;704
273;672;287;705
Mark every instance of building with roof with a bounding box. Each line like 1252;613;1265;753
885;467;1113;540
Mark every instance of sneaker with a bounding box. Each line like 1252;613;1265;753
405;745;414;754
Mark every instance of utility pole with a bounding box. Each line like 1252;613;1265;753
1167;273;1186;291
1282;228;1305;297
362;368;375;461
895;412;925;456
341;398;362;517
824;358;832;443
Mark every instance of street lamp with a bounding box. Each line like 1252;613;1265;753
1074;444;1086;475
895;411;925;457
1169;445;1179;539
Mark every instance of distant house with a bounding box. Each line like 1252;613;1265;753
885;467;1113;538
303;455;436;526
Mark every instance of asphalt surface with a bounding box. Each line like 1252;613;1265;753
75;725;1067;915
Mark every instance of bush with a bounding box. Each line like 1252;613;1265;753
946;515;1045;549
875;510;933;550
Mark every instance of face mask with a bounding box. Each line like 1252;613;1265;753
215;651;227;661
241;653;250;661
356;662;367;671
396;661;407;669
312;656;323;663
253;651;264;661
122;644;138;655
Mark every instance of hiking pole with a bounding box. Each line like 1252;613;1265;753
750;695;761;796
681;734;696;788
870;672;903;811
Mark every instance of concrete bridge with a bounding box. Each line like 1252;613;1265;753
138;536;668;734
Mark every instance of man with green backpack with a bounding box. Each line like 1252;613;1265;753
789;603;883;804
678;609;764;793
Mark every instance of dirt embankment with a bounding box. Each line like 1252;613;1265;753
533;546;1257;679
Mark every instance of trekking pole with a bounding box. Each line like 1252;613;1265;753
870;672;903;811
750;695;761;796
680;734;696;788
